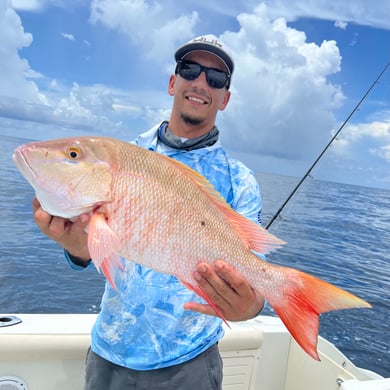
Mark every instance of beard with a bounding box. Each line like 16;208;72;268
180;112;204;126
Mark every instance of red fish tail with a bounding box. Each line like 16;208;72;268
265;267;371;360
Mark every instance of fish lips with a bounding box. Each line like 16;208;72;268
13;147;38;188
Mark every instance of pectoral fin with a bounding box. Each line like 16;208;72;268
88;212;122;289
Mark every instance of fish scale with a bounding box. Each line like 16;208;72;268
13;136;371;360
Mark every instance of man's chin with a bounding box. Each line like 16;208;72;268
180;113;204;126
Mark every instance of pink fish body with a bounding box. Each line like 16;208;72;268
13;136;371;360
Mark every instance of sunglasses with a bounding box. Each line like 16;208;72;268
175;60;230;89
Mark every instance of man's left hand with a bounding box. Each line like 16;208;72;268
183;260;264;321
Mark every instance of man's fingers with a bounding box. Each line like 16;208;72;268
213;260;253;295
33;201;53;230
31;197;91;260
32;197;40;212
183;302;217;317
48;216;67;236
194;263;233;303
189;261;264;321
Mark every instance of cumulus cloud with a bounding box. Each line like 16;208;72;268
90;0;199;62
332;119;390;163
0;2;123;133
0;1;40;102
219;4;344;160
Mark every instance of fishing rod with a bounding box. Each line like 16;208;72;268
266;61;390;230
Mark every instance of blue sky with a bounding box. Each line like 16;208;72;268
1;0;389;189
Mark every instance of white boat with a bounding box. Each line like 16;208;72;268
0;313;388;390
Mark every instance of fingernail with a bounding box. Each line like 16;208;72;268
215;261;225;271
193;271;202;281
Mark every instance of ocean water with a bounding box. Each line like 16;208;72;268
0;134;389;378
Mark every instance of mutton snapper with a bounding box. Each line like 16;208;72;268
13;136;371;360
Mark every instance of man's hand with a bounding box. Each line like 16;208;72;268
32;197;91;261
184;260;265;321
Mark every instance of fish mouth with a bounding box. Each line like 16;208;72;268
12;147;37;186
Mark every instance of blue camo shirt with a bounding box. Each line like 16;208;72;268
67;124;262;370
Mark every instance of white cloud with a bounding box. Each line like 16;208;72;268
262;0;390;30
373;144;390;162
348;120;390;141
329;120;390;167
335;21;348;30
11;0;88;11
89;0;199;61
0;2;123;133
218;4;344;160
11;0;45;11
0;1;41;102
349;32;359;46
61;32;75;41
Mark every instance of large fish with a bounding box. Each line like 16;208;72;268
13;136;370;360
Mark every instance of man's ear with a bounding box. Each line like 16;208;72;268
219;90;231;111
168;74;176;96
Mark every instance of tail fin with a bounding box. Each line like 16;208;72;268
265;267;371;360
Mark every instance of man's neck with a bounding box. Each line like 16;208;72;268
158;121;219;151
168;115;215;139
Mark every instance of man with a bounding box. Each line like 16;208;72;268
33;34;265;390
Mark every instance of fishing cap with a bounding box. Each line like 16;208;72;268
174;34;234;76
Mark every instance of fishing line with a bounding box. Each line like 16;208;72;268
266;61;390;230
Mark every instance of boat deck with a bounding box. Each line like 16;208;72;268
0;314;388;389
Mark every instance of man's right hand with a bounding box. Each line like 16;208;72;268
32;197;91;261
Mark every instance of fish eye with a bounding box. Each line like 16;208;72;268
66;145;82;160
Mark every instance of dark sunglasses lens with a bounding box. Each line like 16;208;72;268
206;69;228;89
179;62;201;81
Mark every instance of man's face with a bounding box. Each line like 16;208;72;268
168;51;231;131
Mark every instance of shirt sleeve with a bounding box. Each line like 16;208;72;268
64;249;92;271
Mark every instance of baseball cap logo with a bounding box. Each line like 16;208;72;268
192;36;223;49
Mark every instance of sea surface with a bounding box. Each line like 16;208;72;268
1;134;389;378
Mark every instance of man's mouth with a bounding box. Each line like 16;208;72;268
186;95;209;105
